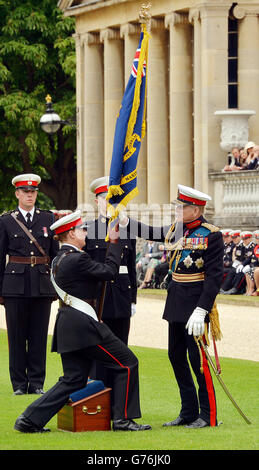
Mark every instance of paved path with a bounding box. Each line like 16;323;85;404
1;297;258;361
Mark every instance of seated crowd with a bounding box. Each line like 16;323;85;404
136;230;259;296
222;141;259;172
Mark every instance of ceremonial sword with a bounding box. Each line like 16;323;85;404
197;336;252;425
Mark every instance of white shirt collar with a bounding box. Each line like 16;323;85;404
19;206;35;221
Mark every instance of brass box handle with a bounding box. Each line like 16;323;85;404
82;405;102;415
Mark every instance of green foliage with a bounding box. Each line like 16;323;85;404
0;0;77;211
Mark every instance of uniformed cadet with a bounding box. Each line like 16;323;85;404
251;230;259;296
221;229;234;281
0;174;58;395
121;184;224;428
220;231;255;295
14;210;151;433
86;176;137;345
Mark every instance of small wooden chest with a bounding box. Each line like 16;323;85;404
57;388;112;432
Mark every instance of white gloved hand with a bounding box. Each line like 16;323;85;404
186;307;208;336
236;264;244;273
119;210;129;227
242;265;251;274
131;303;136;316
232;260;240;269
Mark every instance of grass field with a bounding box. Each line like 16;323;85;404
0;328;258;455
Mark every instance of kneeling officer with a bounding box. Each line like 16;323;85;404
14;210;151;433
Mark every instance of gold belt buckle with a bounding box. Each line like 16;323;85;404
31;256;37;267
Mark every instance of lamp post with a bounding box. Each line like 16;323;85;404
40;95;63;134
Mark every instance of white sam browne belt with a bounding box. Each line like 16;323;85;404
50;270;98;322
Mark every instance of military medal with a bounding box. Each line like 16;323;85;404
43;226;48;237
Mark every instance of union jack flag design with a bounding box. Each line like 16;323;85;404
131;48;146;78
106;26;149;221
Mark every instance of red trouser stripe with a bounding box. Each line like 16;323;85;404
97;344;130;419
201;347;217;427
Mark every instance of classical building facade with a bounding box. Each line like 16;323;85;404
58;0;259;228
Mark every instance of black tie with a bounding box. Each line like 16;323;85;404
26;212;32;227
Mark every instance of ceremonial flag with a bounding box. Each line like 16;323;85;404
106;24;150;220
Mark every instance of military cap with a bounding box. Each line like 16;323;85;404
229;230;241;237
90;176;109;196
240;231;253;239
12;173;41;191
50;210;87;235
173;184;211;206
221;229;232;236
253;230;259;239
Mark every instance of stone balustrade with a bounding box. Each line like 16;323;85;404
209;170;259;229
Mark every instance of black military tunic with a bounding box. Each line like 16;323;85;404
20;242;142;428
221;240;255;292
126;215;224;426
0;208;58;393
85;216;137;344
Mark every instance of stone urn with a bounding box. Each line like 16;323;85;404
214;109;256;152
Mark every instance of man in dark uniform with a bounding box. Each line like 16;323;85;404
220;230;254;294
86;177;137;344
120;184;224;428
221;229;234;282
14;210;151;433
0;174;58;395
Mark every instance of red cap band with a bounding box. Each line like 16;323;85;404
54;218;83;234
95;185;108;195
15;180;38;188
178;193;206;206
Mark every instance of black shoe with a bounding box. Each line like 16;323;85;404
113;419;152;431
14;415;51;433
13;389;27;396
185;418;209;429
28;388;44;395
163;416;191;427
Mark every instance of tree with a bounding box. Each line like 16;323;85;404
0;0;77;211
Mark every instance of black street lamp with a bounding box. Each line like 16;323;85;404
40;95;62;134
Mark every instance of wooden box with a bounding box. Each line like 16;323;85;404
57;388;112;432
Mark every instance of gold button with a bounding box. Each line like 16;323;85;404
30;240;33;244
11;270;15;273
30;252;34;255
14;234;17;238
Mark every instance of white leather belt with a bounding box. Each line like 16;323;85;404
119;266;128;274
50;270;98;322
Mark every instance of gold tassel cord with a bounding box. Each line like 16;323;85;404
209;302;223;342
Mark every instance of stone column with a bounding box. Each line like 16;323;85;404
120;23;147;204
233;5;259;144
189;9;202;190
198;3;231;192
147;18;169;205
74;33;85;208
100;28;124;175
81;32;104;207
165;12;193;201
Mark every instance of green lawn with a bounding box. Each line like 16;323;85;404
0;328;258;453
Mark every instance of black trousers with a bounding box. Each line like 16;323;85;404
4;297;52;392
168;322;217;426
90;317;131;401
22;332;141;428
221;267;245;291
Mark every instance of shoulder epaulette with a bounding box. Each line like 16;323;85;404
201;222;220;233
0;210;15;217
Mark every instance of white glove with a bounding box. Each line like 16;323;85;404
119;210;129;227
236;264;244;273
232;260;240;269
242;265;251;274
186;307;207;337
131;303;136;316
